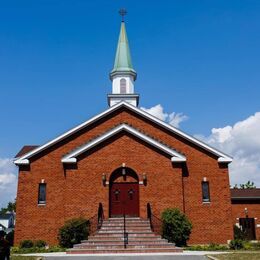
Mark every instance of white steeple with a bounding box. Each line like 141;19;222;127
107;12;139;107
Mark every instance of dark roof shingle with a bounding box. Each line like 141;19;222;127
230;188;260;199
15;145;39;158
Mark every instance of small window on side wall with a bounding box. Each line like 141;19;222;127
38;183;46;204
202;181;210;202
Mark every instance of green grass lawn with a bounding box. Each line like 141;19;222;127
11;256;41;260
208;252;260;260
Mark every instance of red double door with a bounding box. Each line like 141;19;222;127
110;182;139;217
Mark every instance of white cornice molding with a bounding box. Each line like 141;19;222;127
14;101;232;165
61;124;186;164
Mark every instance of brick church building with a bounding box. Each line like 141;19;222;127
14;18;235;247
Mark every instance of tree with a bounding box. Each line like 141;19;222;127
0;200;16;214
233;181;256;189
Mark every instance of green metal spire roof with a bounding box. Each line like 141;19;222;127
110;22;137;79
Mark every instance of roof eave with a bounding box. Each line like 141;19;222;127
14;159;30;165
218;157;233;163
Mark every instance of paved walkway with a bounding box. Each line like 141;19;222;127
22;251;225;259
45;256;208;260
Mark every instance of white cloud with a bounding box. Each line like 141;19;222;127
141;104;188;128
0;158;17;208
196;112;260;187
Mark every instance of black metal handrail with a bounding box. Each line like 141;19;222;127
147;203;163;236
89;203;104;235
123;213;128;248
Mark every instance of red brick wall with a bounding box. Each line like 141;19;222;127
231;202;260;240
15;107;233;245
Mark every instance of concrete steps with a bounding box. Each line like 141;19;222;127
67;217;182;254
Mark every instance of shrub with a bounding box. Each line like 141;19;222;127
233;225;247;240
186;244;229;251
34;240;47;248
229;239;244;250
6;230;14;246
161;208;192;246
11;245;65;254
58;217;89;248
208;242;229;251
20;239;34;248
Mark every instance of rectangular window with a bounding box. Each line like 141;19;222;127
38;183;46;204
202;181;210;202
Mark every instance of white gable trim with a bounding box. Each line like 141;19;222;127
61;124;186;163
14;101;232;165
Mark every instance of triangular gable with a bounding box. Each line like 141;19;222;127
61;123;186;163
14;101;232;165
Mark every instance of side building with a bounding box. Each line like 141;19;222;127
231;188;260;240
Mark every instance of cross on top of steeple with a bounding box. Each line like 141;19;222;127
119;8;127;22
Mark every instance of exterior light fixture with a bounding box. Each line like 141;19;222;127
244;207;248;216
143;173;147;186
122;163;126;176
102;173;106;186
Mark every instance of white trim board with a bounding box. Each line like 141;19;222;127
14;102;232;165
61;124;186;163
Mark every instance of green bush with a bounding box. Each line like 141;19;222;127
229;239;244;250
34;240;47;248
6;230;14;246
20;240;34;248
161;208;192;246
58;217;89;248
233;225;247;240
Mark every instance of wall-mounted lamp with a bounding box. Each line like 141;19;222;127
102;173;106;186
244;207;248;216
143;173;147;186
122;163;126;176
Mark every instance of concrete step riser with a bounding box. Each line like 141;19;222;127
97;231;153;234
101;224;150;227
67;248;182;254
73;245;176;249
92;234;159;238
84;237;165;242
99;226;151;231
102;222;150;226
76;241;168;246
99;230;152;233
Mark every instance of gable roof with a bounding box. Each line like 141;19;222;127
62;123;186;163
14;102;232;165
230;188;260;200
15;145;39;158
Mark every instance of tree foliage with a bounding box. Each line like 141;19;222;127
161;208;192;246
233;181;256;189
0;200;16;214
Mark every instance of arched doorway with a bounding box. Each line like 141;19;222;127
109;167;139;217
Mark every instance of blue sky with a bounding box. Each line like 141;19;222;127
0;1;260;206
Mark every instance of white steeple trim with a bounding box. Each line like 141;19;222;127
61;124;186;163
14;102;232;165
